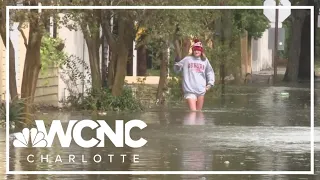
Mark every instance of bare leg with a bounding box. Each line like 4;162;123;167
196;95;205;111
186;98;197;111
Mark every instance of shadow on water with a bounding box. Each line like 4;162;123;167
1;85;320;179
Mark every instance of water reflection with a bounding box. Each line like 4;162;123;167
183;111;206;125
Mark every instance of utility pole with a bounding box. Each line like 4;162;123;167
274;0;279;84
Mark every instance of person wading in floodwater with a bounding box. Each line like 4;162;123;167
174;39;215;111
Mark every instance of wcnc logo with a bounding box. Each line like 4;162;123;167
12;120;148;148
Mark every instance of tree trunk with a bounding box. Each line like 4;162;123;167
247;35;252;74
80;16;103;93
174;39;182;61
315;5;319;47
240;31;248;81
111;11;134;96
173;38;190;95
298;14;310;80
86;40;102;93
112;45;128;96
0;1;18;100
315;5;319;78
137;44;147;76
107;51;117;90
1;30;18;100
173;38;191;61
21;32;42;122
101;36;108;87
101;10;116;89
283;10;307;82
127;41;133;76
0;1;6;44
156;44;168;104
9;40;18;100
182;38;191;57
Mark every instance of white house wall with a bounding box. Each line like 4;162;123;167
251;29;273;72
57;13;94;106
0;36;5;100
1;22;28;101
10;22;27;99
9;22;61;106
1;15;100;106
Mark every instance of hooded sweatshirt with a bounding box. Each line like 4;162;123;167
174;56;215;96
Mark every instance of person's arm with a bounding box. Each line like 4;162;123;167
173;57;187;73
205;60;215;90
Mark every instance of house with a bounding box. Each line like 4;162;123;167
251;29;273;72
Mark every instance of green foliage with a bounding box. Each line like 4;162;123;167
206;42;240;77
232;9;270;39
0;99;30;128
145;40;163;69
60;55;91;90
137;9;216;47
65;87;144;112
139;7;269;82
167;77;184;102
147;69;160;76
227;0;270;38
40;33;68;76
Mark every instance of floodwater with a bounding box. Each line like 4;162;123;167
1;84;320;180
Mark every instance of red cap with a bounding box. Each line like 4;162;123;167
192;39;203;52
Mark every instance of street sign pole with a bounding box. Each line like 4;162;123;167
263;0;291;84
274;0;279;84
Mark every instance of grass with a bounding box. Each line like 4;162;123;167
146;69;160;76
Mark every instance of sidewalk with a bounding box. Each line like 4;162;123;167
252;67;286;76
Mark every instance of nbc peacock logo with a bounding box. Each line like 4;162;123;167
13;128;48;147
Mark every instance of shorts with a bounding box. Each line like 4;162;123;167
184;93;202;99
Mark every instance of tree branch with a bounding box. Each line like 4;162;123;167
18;22;28;48
80;24;92;48
173;39;182;60
115;0;125;6
0;26;6;47
101;10;116;51
0;0;6;46
79;15;91;38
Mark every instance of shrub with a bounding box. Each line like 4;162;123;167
60;55;144;112
0;98;30;129
167;76;184;103
63;86;144;112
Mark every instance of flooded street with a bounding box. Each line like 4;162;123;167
1;85;320;179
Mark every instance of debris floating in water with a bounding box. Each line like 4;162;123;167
98;112;107;116
280;92;289;98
